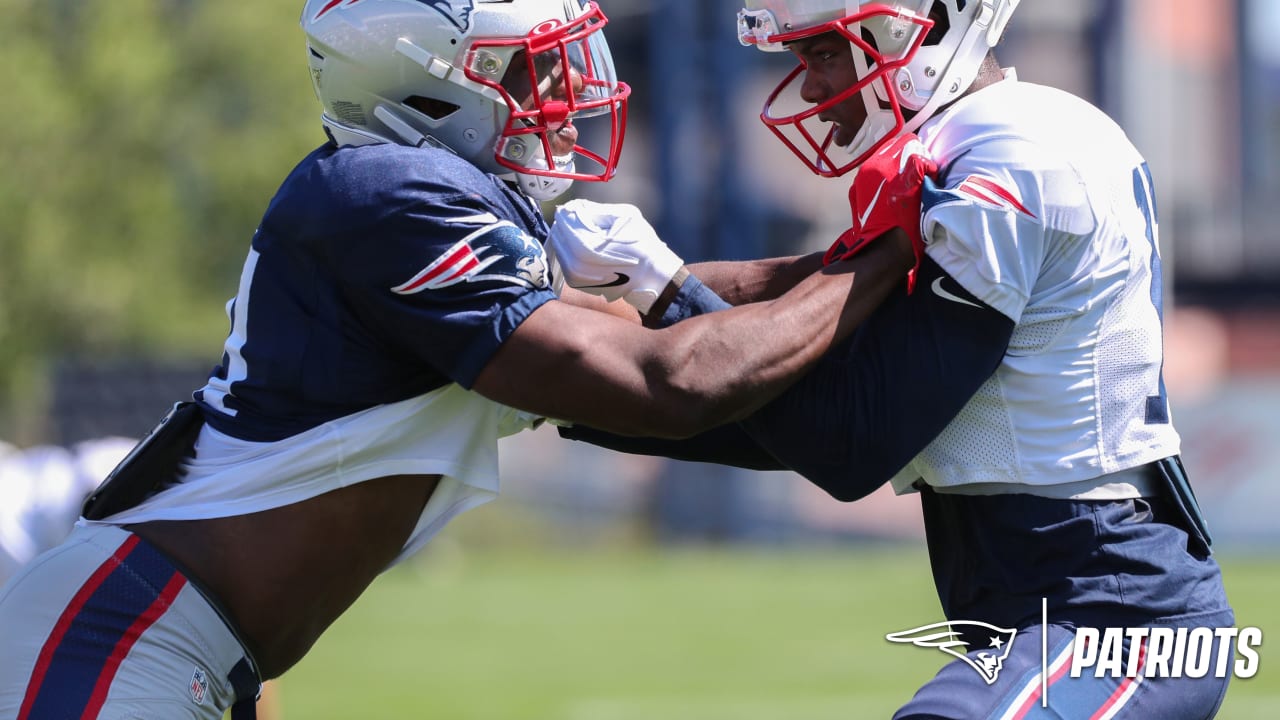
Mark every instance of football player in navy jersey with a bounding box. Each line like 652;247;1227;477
0;2;920;718
550;1;1236;718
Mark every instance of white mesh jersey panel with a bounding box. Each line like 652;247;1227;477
892;73;1180;494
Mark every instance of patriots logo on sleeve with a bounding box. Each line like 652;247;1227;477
391;213;552;294
947;175;1038;219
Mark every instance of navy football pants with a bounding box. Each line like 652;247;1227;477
895;485;1235;719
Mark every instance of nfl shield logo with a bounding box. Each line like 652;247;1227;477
189;667;209;705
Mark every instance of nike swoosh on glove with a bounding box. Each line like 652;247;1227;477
547;199;684;313
822;133;939;293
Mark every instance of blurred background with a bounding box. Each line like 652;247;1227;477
1;0;1278;717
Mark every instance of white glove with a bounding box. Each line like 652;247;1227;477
548;199;684;313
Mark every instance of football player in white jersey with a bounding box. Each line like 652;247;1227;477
0;2;917;718
549;1;1235;717
0;439;133;580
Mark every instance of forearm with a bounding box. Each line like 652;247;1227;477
686;252;825;305
642;253;825;327
653;231;913;431
478;234;910;441
559;285;642;323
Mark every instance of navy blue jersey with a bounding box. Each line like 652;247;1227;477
195;142;558;442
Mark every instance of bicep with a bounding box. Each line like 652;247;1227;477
472;299;673;436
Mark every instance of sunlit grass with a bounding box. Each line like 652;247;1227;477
273;542;1277;719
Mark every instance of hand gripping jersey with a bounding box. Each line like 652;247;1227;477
82;142;557;565
891;71;1179;495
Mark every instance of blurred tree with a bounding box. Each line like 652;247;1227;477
0;0;320;441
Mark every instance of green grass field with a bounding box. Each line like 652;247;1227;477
272;537;1279;719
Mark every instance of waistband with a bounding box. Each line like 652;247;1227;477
141;532;263;718
76;524;262;714
930;462;1160;500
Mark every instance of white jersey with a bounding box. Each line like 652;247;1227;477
891;72;1180;496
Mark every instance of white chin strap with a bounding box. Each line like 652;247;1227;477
845;110;899;164
510;153;576;202
321;114;392;147
817;110;898;175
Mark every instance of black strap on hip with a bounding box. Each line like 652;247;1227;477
228;657;261;720
1153;455;1213;555
82;401;203;520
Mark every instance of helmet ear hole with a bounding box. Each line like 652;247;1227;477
405;95;461;121
923;1;952;47
860;26;879;66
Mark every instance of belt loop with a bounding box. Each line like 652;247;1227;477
231;698;257;720
228;657;261;720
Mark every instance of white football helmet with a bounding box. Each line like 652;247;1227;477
301;0;630;200
738;0;1019;177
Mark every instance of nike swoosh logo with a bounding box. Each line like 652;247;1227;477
579;273;630;289
858;179;887;228
931;277;981;308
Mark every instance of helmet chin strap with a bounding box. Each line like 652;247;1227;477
507;153;577;201
320;114;393;147
321;109;456;154
846;84;898;161
828;111;898;175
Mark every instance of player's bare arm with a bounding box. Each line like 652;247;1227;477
682;252;825;306
558;284;643;323
475;229;912;438
124;246;860;681
130;202;905;686
558;252;824;319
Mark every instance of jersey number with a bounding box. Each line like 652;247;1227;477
200;248;260;415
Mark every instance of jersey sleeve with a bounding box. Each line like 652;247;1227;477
557;421;786;471
655;274;734;326
922;138;1089;323
738;257;1014;500
339;190;559;390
